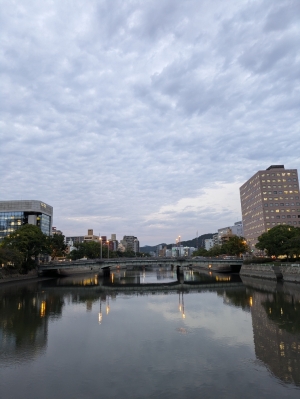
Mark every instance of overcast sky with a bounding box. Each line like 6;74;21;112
1;0;300;246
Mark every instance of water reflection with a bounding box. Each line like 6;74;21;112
242;276;300;386
0;283;64;365
1;273;300;397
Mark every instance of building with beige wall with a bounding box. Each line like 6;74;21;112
240;165;300;253
84;229;99;242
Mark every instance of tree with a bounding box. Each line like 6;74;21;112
255;225;300;259
0;246;23;269
193;248;209;257
1;224;49;272
207;245;223;257
221;236;249;257
68;241;114;260
48;234;67;260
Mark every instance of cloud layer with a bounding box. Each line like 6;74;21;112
1;0;300;244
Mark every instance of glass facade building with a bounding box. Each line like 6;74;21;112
0;200;53;241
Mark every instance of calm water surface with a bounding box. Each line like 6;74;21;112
1;268;300;399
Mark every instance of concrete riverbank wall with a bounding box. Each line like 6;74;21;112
240;263;300;283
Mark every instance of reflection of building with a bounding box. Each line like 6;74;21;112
0;200;53;241
240;165;300;252
251;290;300;386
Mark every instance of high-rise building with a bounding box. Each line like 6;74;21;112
121;236;139;252
240;165;300;252
0;200;53;241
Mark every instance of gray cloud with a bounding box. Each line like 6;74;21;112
1;0;299;245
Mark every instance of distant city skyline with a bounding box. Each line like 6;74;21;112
1;1;299;245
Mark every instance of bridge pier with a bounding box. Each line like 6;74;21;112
102;267;110;277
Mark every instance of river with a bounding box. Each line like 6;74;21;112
1;268;300;398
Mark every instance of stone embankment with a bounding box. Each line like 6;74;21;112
0;269;39;285
240;263;300;283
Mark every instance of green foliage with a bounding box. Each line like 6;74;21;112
256;225;300;259
1;225;49;272
221;236;249;256
48;234;67;260
69;241;120;260
192;248;208;257
0;246;24;269
193;236;248;258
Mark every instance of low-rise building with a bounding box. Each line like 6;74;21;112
65;236;84;245
52;227;63;235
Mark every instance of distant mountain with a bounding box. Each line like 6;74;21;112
140;233;214;253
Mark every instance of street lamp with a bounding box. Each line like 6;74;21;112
134;238;137;257
99;235;102;259
107;240;109;259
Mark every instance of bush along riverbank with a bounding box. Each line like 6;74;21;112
0;267;39;284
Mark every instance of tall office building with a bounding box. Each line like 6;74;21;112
121;236;139;252
240;165;300;252
0;200;53;241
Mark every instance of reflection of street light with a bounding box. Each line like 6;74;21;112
106;296;110;314
178;292;185;318
98;299;102;324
